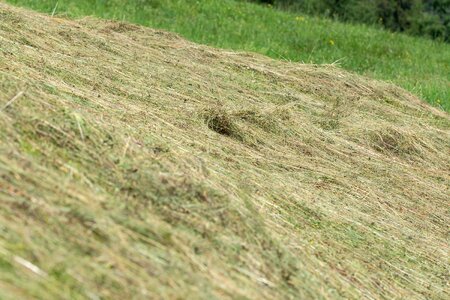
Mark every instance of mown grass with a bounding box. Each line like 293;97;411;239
1;3;449;299
6;0;450;111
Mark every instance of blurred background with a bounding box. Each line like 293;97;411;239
255;0;449;41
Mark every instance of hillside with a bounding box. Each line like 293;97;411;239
6;0;450;111
0;3;449;299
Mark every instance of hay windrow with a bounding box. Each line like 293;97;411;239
0;3;449;300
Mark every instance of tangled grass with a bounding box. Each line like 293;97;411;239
0;4;449;299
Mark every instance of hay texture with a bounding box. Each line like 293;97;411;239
0;3;449;299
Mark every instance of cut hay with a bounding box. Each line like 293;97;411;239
0;3;449;299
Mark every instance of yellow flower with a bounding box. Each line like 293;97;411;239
295;16;305;22
329;39;335;46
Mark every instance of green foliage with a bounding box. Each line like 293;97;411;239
6;0;450;110
262;0;449;41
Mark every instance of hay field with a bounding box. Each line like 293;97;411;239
6;0;450;111
0;3;449;299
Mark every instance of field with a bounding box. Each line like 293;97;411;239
6;0;450;111
1;3;449;299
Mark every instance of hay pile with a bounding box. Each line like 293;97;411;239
0;3;449;299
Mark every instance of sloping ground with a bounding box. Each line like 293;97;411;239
0;3;449;299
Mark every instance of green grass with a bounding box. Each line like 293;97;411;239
6;0;450;110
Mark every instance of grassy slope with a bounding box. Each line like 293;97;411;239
1;3;450;299
5;0;450;111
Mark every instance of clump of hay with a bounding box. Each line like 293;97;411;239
203;107;243;139
369;127;423;157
